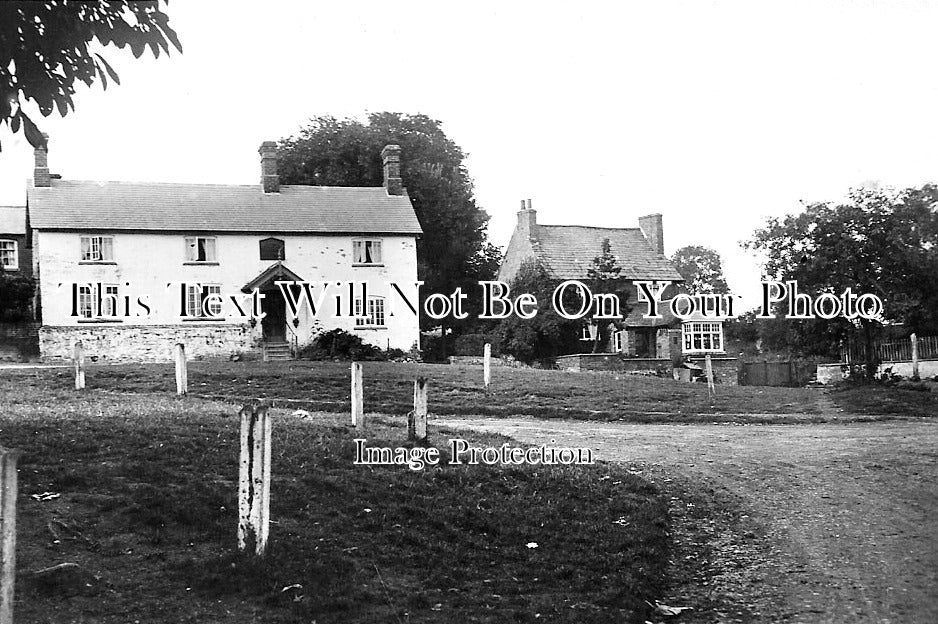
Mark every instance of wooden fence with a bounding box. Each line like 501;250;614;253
841;334;938;364
738;360;818;387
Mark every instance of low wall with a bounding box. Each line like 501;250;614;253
818;360;938;384
556;354;674;375
685;355;739;386
0;321;40;362
39;323;258;363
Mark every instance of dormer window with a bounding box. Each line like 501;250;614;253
80;235;114;262
259;237;285;261
353;239;382;265
185;237;217;263
0;240;17;270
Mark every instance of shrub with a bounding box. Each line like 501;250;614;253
452;333;499;356
297;329;384;361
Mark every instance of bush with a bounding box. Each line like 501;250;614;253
297;329;384;361
452;333;499;356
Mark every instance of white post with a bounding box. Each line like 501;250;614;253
0;447;22;624
410;377;428;442
483;343;492;389
351;362;364;429
911;333;919;379
74;341;85;390
174;343;187;395
238;404;272;556
705;354;715;398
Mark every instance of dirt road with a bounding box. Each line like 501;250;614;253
435;417;938;623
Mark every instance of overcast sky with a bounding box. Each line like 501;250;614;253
2;1;937;306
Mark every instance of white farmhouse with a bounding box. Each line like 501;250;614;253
27;139;422;362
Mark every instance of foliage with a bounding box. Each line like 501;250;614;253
0;1;181;149
297;328;384;361
746;186;938;375
585;238;631;353
452;333;500;356
670;245;730;294
0;274;35;320
277;113;500;332
496;260;581;364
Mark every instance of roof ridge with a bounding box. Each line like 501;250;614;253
536;224;642;232
47;179;391;191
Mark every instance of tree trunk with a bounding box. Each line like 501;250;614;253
863;320;878;380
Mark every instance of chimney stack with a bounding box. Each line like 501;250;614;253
517;198;536;240
381;144;403;196
34;133;50;187
258;141;279;193
638;213;665;255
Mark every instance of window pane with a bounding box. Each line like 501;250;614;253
101;237;113;261
203;238;216;261
370;241;382;264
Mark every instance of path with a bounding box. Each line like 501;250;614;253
434;417;938;623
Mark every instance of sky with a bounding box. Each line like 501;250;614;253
2;0;938;307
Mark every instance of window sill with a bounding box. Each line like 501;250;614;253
353;325;387;330
79;261;116;265
1;266;19;272
183;262;219;266
182;316;227;322
77;318;124;324
352;263;384;267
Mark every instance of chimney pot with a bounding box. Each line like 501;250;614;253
381;144;403;196
517;200;537;240
34;133;50;187
259;141;279;193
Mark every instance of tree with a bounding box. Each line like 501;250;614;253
746;186;938;376
0;1;181;150
585;238;631;353
277;113;499;332
496;260;580;364
670;245;729;294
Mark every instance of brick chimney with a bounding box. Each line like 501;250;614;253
639;213;664;255
517;198;536;240
34;133;50;187
258;141;279;193
381;144;403;196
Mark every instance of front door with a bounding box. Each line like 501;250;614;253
261;289;286;342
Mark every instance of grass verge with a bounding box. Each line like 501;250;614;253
3;386;670;623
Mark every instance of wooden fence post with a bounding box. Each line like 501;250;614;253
238;404;272;556
351;362;364;429
705;354;715;398
0;447;22;624
911;333;919;379
74;341;85;390
409;377;428;442
174;343;187;395
483;343;492;389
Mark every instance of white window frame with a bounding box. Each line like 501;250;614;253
80;235;114;262
185;236;217;263
78;284;95;319
0;240;17;270
682;322;724;353
355;296;386;327
580;323;597;341
185;283;222;317
352;239;383;265
613;330;623;353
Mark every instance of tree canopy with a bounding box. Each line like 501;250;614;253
277;113;501;330
746;186;938;370
585;238;630;353
0;0;181;150
670;245;729;294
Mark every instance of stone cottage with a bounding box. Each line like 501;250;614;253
26;138;422;362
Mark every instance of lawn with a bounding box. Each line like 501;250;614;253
7;359;846;422
3;384;671;623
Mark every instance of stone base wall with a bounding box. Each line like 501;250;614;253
686;355;739;386
817;360;938;384
39;323;259;363
556;354;674;375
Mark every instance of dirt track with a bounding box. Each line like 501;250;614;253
435;417;938;623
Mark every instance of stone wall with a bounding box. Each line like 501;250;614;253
686;355;740;386
556;354;674;375
0;322;40;362
39;323;258;363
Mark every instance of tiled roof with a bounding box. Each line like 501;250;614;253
625;298;731;327
0;206;26;235
27;180;422;235
532;225;683;281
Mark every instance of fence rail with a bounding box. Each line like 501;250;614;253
841;335;938;364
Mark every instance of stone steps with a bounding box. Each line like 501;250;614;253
263;342;292;362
